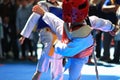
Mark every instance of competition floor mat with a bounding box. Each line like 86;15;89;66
0;47;120;80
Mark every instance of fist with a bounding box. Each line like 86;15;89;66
32;4;45;16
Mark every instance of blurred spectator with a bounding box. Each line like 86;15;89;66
107;0;120;64
0;16;3;59
10;0;20;60
99;0;118;62
1;16;11;59
88;0;105;64
0;0;19;60
16;0;34;60
27;0;39;60
15;0;21;8
0;0;3;4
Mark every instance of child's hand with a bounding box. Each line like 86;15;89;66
109;25;120;36
19;37;25;45
32;4;45;16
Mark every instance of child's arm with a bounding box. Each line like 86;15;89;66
32;5;64;40
89;15;120;36
89;16;115;32
19;36;25;45
20;1;49;38
20;13;41;38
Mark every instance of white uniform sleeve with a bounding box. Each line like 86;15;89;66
42;12;64;40
42;12;94;57
20;1;48;38
89;16;114;32
20;13;41;38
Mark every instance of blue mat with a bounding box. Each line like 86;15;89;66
0;60;120;80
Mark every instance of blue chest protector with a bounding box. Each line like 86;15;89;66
37;7;62;29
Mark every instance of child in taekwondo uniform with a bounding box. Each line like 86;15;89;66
19;0;63;80
32;0;120;80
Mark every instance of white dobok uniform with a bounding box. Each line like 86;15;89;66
21;1;63;80
40;12;115;80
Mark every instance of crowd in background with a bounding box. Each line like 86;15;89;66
0;0;120;64
0;0;40;62
89;0;120;64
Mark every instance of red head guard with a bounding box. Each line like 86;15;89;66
62;0;89;23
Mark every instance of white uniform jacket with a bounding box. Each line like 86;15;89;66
42;12;115;57
20;1;62;38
